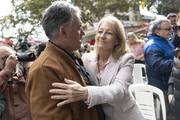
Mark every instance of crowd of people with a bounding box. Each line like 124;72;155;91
0;1;180;120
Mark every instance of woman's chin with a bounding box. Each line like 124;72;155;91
97;45;104;49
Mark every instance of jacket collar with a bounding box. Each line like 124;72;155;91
87;51;115;63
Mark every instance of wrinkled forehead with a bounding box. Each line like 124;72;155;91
97;21;115;32
160;20;171;27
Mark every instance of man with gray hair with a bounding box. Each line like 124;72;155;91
144;19;174;92
144;19;175;120
25;1;99;120
167;13;177;26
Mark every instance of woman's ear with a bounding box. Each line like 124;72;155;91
115;39;119;46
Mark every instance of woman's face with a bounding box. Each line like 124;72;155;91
96;21;116;51
127;36;135;44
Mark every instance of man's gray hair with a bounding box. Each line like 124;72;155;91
41;1;81;40
147;18;170;35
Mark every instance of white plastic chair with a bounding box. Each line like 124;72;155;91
128;84;166;120
133;63;147;84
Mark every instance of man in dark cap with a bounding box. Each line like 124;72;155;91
167;13;177;26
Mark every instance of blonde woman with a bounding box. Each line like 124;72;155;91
127;32;145;63
49;16;144;120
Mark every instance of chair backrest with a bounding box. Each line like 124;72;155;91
128;84;166;120
133;63;147;84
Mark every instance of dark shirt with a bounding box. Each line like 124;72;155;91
172;34;180;48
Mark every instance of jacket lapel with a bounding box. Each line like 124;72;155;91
100;59;121;85
85;52;99;85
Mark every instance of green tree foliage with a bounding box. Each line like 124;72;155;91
145;0;180;15
0;0;130;39
156;0;180;15
74;0;130;24
1;0;179;39
0;0;56;39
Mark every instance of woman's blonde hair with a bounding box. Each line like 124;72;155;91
127;32;143;43
95;16;129;60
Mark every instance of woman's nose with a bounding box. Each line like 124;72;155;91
100;32;106;38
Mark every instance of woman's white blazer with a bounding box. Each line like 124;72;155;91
82;51;144;120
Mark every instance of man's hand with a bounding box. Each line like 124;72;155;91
3;55;18;74
49;78;88;107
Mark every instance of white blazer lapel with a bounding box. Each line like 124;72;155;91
88;61;99;85
100;59;121;85
83;52;99;85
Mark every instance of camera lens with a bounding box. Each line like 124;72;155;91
16;52;36;61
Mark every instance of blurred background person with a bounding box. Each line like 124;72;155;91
167;13;177;27
167;13;180;117
127;32;145;63
49;16;144;120
0;45;31;120
172;13;180;48
177;13;180;25
167;13;177;43
168;47;180;120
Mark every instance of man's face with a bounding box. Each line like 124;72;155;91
65;16;84;51
156;21;172;39
169;16;177;26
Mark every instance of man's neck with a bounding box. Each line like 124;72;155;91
49;40;73;53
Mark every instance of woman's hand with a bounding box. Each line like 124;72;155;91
49;78;88;107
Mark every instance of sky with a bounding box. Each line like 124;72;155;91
0;0;12;17
0;0;48;41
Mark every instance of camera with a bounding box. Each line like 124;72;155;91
16;51;36;62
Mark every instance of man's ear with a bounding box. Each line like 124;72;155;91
155;29;160;36
59;26;66;36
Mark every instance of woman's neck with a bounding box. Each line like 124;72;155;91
98;49;111;63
